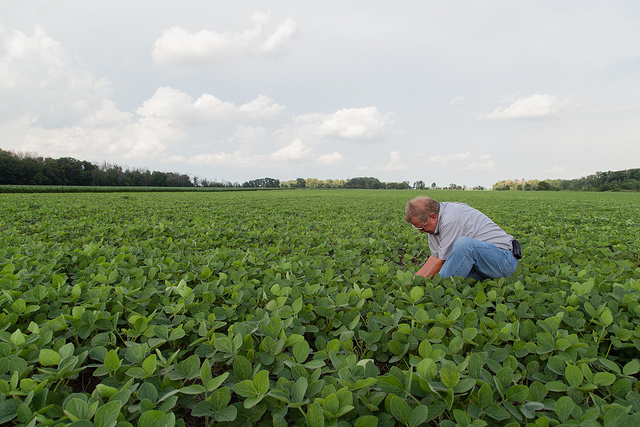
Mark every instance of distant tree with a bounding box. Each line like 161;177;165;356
345;177;382;189
413;180;425;190
242;177;280;188
0;149;23;184
296;178;306;188
537;181;552;191
431;182;437;189
150;171;168;187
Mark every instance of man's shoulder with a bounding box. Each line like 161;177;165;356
440;202;471;216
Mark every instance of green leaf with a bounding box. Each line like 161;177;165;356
142;354;156;376
506;384;529;402
354;378;377;390
323;393;340;418
39;348;61;366
104;350;121;371
206;371;230;392
233;355;253;381
137;383;158;403
593;372;617;386
409;405;429;427
389;395;410;425
292;377;308;403
138;410;175;427
253;370;270;395
565;364;583;388
0;399;22;424
306;402;325;427
10;329;25;347
536;332;555;354
215;405;238;422
546;381;569;392
214;337;235;354
410;286;424;302
440;362;460;389
273;413;288;427
292;297;303;314
180;385;206;394
355;415;379;427
453;378;476;394
16;403;31;424
234;380;257;398
293;340;310;364
601;309;614;326
211;387;232;411
94;401;122;427
478;383;493;409
125;367;147;379
555;396;575;423
64;398;94;421
200;358;212;384
623;360;640;376
486;403;510;421
377;375;404;394
181;355;201;379
603;407;629;427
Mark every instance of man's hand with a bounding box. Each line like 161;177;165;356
415;256;445;279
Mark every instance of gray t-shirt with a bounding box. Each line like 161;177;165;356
428;202;513;260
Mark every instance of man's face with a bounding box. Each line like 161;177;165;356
410;214;437;234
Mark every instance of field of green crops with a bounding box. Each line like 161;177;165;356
1;189;639;427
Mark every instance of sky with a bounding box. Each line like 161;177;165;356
1;1;639;188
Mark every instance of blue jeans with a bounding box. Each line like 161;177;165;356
439;237;519;280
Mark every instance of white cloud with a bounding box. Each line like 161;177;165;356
263;19;298;54
237;94;285;119
480;94;567;120
449;96;464;105
0;27;112;127
188;152;234;165
13;99;183;162
466;160;497;171
428;151;471;164
186;138;314;167
137;87;284;125
270;139;311;161
152;12;298;67
380;151;406;171
108;115;187;160
319;107;389;139
427;151;497;171
290;106;391;142
318;152;344;165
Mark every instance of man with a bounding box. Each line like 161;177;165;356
405;196;520;280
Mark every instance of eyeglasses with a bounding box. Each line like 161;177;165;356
413;219;429;231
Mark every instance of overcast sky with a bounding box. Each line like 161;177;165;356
2;1;639;187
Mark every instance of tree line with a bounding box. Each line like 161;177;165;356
493;169;640;192
0;149;198;187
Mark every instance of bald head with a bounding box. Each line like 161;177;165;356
405;196;440;223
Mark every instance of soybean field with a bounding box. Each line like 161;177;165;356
1;189;639;427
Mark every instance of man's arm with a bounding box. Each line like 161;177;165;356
415;256;445;278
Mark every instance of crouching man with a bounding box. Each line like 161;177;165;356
405;196;521;280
